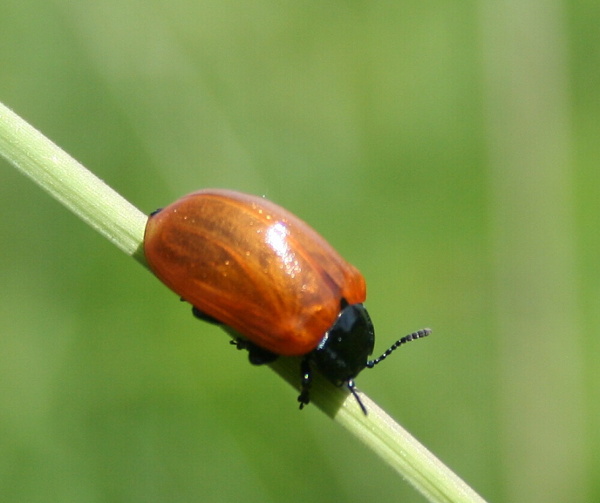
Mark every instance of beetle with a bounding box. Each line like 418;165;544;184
144;189;430;414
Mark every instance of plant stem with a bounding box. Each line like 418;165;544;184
0;102;147;264
268;355;486;503
0;101;487;503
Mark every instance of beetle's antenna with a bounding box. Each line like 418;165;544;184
366;328;432;368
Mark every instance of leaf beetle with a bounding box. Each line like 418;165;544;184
144;189;430;414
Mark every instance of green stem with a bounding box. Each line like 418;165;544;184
0;102;147;264
268;355;486;503
0;101;487;503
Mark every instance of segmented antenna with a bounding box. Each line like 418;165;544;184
366;328;432;368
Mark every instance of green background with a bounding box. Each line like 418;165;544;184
1;1;599;502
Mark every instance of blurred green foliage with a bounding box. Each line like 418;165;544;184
1;1;599;502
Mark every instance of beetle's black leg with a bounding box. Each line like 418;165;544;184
191;305;223;325
346;380;368;415
232;339;278;365
298;356;312;409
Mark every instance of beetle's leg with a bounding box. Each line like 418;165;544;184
232;339;278;365
298;357;312;409
191;305;222;325
346;380;368;415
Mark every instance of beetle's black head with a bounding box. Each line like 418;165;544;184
311;303;375;386
298;303;429;415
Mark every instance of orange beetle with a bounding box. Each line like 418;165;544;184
144;189;430;413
